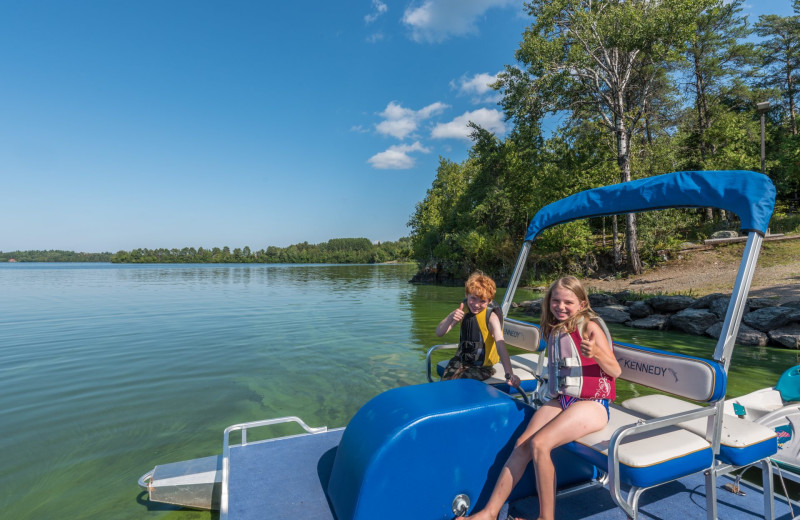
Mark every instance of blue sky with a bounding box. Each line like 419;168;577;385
0;1;794;253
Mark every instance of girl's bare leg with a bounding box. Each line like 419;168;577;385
530;400;608;520
462;402;563;519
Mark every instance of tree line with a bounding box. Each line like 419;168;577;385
109;237;413;264
0;250;113;262
408;0;800;285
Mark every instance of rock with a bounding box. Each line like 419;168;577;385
782;301;800;310
705;322;768;346
589;293;620;307
612;291;637;302
747;297;781;310
630;314;669;330
708;296;750;319
523;300;543;316
649;295;696;313
768;325;800;349
594;305;631;324
743;307;800;333
710;230;739;239
689;293;727;309
627;300;653;319
668;308;719;336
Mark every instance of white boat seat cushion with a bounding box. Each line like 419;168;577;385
566;403;713;488
623;394;777;467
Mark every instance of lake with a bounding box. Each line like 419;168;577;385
1;262;797;519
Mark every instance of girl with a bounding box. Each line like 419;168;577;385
462;276;621;520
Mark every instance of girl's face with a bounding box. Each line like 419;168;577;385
549;286;586;322
465;293;489;314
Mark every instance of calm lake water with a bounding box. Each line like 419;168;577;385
2;262;798;519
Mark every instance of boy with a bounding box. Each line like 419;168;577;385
436;272;519;386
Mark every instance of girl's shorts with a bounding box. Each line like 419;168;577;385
558;394;610;419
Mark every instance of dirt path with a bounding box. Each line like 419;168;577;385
582;242;800;304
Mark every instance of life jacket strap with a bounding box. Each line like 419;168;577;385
559;357;580;368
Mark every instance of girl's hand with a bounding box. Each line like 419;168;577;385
451;303;465;323
580;331;598;358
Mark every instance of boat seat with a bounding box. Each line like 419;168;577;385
622;393;777;520
426;318;544;396
622;394;777;468
564;403;713;488
555;342;736;519
433;353;544;394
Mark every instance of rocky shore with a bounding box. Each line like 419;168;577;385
516;293;800;349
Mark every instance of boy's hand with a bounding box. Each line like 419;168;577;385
505;373;520;387
451;303;465;323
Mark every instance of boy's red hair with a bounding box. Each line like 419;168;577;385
465;272;496;301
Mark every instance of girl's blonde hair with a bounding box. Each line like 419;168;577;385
465;272;496;301
540;276;597;339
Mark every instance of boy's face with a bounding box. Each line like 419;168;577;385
465;293;489;314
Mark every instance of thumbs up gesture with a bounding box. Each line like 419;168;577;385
580;328;597;358
451;302;465;323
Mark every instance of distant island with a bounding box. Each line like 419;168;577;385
1;238;413;265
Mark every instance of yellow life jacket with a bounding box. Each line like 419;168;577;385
458;301;502;367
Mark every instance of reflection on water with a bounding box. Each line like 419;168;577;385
1;263;797;519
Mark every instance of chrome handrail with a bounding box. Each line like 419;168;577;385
425;343;458;382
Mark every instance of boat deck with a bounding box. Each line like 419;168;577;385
225;429;800;520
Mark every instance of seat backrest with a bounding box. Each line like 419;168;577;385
503;318;542;352
614;342;726;403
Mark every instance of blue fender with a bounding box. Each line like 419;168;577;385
326;379;596;520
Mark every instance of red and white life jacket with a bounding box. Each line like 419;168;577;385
546;317;616;401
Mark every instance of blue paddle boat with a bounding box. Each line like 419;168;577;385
139;170;797;519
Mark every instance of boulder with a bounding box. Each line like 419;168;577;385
708;296;749;319
612;291;638;302
523;299;543;316
589;293;620;308
594;305;631;324
705;322;768;347
710;230;739;239
627;300;653;319
743;307;800;333
782;301;800;310
747;297;781;310
689;293;728;309
668;308;719;336
768;325;800;349
649;295;696;313
630;314;669;330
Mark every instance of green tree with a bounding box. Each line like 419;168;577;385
681;0;754;171
499;0;710;274
755;13;800;135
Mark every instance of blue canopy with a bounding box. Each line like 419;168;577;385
524;170;776;242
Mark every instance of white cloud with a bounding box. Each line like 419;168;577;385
365;0;388;24
375;101;449;139
454;71;499;96
431;108;506;140
402;0;517;43
368;141;431;169
451;71;503;104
